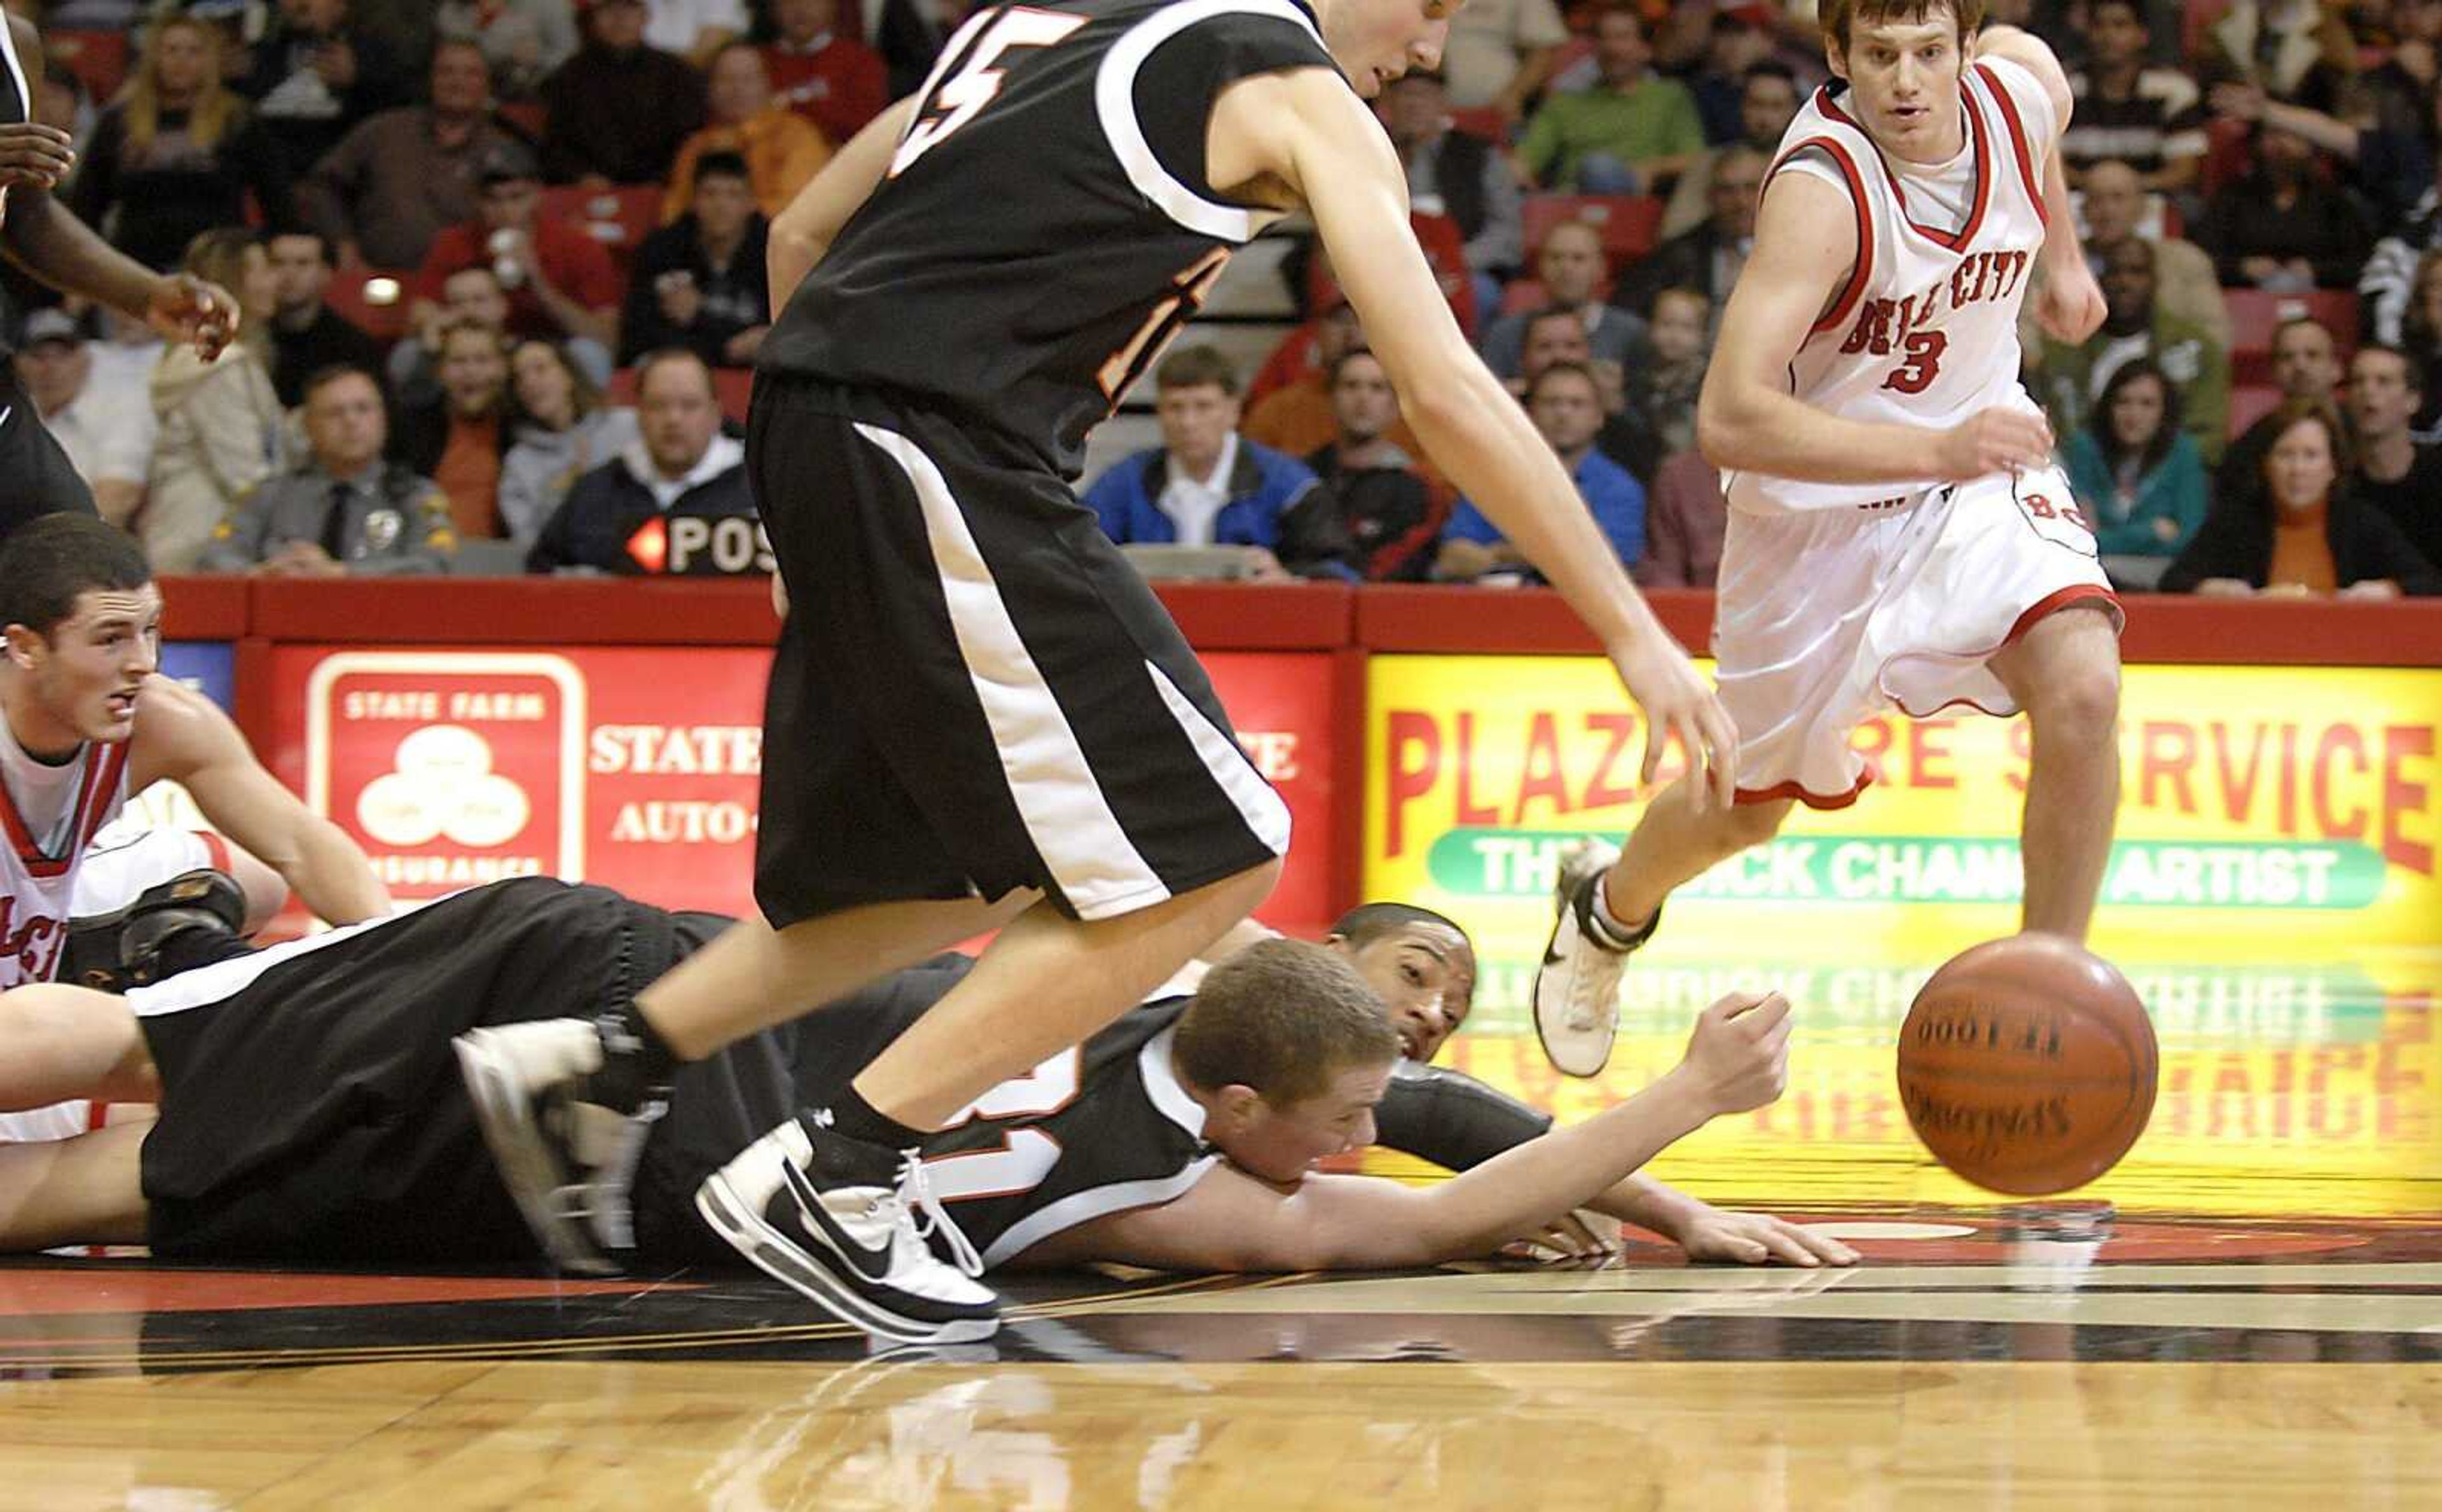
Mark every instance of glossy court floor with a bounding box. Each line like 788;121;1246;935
1;934;2436;1509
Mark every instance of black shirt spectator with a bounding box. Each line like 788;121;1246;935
2197;125;2372;289
235;0;415;179
2062;0;2205;194
541;0;711;185
1302;350;1447;582
617;153;772;367
70;17;295;273
265;231;385;408
528;350;758;575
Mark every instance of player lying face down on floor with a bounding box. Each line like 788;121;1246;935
0;877;1802;1280
1290;903;1854;1268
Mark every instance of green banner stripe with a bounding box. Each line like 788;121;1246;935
1423;832;2387;909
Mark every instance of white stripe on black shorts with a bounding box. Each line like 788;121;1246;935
745;375;1288;928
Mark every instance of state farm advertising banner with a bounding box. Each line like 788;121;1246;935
265;647;1337;924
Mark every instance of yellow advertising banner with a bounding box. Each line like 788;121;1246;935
1366;656;2442;960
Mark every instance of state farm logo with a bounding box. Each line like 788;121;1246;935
357;725;531;848
305;652;587;895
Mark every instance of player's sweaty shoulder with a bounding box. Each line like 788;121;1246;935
1750;162;1861;286
128;673;235;782
1208;65;1382;211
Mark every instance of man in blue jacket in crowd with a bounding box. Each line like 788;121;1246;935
1083;344;1355;580
1437;361;1645;582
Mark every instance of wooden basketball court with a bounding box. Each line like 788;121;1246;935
3;938;2436;1508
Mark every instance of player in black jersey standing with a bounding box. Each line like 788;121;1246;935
0;17;238;540
459;0;1742;1344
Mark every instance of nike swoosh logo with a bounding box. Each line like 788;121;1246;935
780;1154;895;1283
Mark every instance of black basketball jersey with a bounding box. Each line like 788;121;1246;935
759;0;1344;478
0;20;31;351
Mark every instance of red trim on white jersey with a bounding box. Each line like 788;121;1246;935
1;741;125;879
1736;771;1873;810
1975;63;2048;228
1766;135;1877;338
1815;80;1994;253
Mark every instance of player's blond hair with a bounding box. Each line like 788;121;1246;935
1819;0;1987;53
1175;939;1399;1107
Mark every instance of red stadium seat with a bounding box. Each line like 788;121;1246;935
541;185;664;279
2225;288;2359;385
1522;195;1665;269
48;31;128;104
496;101;547;142
2228;383;2282;438
1445;106;1509;142
1501;278;1547;315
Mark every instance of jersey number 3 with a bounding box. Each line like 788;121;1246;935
1881;331;1947;395
892;8;1088;177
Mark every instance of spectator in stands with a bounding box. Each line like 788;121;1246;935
2162;397;2441;595
1662;61;1797;240
1241;299;1434;462
1437;361;1643;582
645;0;750;67
145;229;289;574
2210;77;2434;249
2389;249;2442;439
1509;305;1659;483
1082;345;1353;581
390;320;514;541
763;0;888;149
2062;0;2204;195
2039;237;2231;462
2069;160;2230;347
298;39;525;272
437;0;580;99
2198;122;2373;289
1519;6;1706;193
236;0;413;180
1680;8;1773;146
622;151;772;368
2062;357;2209;560
70;14;294;274
198;364;456;577
1631;449;1726;589
1304;348;1447;582
391;265;520;409
265;229;384;408
14;310;152;529
415;143;621;359
1440;0;1569;125
1381;70;1522;319
528;348;757;574
661;43;830;224
542;0;710;186
2342;343;2442;570
2357;0;2442;144
2219;315;2343;504
1621;146;1759;320
1480;221;1646;380
500;338;642;546
1620;286;1709;457
2197;0;2356;114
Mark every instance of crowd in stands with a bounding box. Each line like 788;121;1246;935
12;0;2439;598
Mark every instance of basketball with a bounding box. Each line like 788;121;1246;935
1896;935;2159;1196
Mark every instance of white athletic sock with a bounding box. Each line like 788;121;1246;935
1585;876;1650;949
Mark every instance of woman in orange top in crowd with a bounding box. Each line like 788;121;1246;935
2162;397;2442;597
660;43;831;225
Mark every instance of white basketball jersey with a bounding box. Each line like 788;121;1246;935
1727;58;2059;516
0;738;130;1145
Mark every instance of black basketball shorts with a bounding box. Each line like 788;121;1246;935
0;366;99;540
745;375;1289;929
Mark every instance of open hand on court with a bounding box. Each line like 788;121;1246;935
146;274;240;362
1680;990;1792;1116
1606;632;1739;811
1670;1206;1859;1268
1936;407;2053;480
0;122;74;191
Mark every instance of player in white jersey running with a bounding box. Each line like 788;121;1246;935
0;516;392;1141
1535;1;2123;1075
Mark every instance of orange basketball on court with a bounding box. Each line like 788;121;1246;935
1896;935;2158;1196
